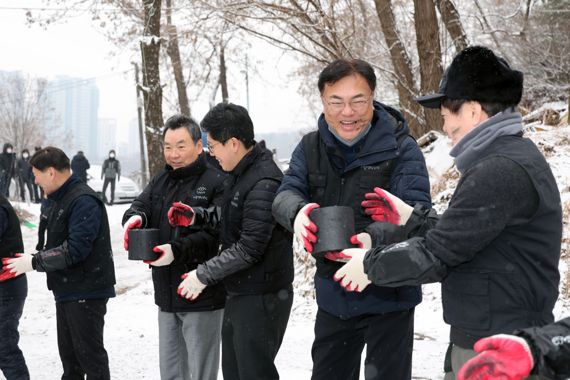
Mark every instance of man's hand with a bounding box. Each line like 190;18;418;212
146;244;174;266
177;270;207;301
123;215;142;250
167;202;195;227
293;203;320;253
333;248;371;292
0;253;34;281
457;334;534;380
361;187;413;225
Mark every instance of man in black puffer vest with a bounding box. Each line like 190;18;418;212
170;103;294;380
0;194;30;379
2;147;115;380
122;114;227;380
333;46;562;380
272;58;431;380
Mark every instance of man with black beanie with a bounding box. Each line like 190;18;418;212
332;46;562;379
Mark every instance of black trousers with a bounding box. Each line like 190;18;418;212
18;178;34;202
311;308;415;380
56;299;110;380
222;289;293;380
101;179;115;204
0;281;29;380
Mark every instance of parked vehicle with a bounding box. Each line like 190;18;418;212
85;165;140;204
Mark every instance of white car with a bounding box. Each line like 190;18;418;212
85;165;140;204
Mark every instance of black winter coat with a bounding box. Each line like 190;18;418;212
71;154;90;182
363;134;562;348
123;153;227;312
195;142;294;295
0;194;27;298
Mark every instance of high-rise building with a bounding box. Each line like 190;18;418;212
45;76;99;160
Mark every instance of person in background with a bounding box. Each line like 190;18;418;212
122;114;227;380
458;316;570;380
1;146;116;380
31;146;42;203
332;46;562;380
16;149;35;203
0;193;29;379
101;149;120;205
172;103;294;380
71;150;90;183
0;144;16;198
271;58;431;380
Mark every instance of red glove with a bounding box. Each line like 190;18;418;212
167;202;195;227
123;215;142;251
323;233;372;262
361;187;413;225
293;203;320;253
457;334;534;380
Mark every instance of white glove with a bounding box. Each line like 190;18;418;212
351;232;372;249
361;187;413;225
293;203;320;253
333;248;371;292
123;215;142;250
177;270;207;301
2;253;34;278
147;244;174;266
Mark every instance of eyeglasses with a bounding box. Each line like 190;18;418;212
324;96;371;112
207;140;224;152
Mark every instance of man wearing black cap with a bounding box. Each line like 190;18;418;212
331;46;562;379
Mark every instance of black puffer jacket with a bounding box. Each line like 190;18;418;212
123;153;227;312
195;142;294;295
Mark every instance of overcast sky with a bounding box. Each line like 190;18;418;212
0;1;315;141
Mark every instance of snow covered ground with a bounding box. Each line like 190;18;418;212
3;117;570;380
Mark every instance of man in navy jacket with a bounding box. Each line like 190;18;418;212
2;147;115;380
272;58;431;380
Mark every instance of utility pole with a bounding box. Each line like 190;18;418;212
133;62;149;187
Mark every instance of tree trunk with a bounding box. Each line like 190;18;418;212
414;0;444;132
165;0;191;117
436;0;469;52
141;0;164;178
373;0;424;137
219;41;229;104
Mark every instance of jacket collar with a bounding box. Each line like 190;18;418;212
48;174;81;201
166;152;208;180
230;141;268;178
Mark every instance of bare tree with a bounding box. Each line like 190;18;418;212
373;0;424;136
165;0;191;116
0;72;49;150
140;0;164;177
414;0;443;132
436;0;469;52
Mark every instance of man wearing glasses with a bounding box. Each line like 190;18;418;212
272;58;431;379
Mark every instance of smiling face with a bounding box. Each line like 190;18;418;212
32;167;57;195
163;127;202;169
321;73;374;142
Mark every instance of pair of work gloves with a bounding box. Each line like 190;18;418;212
294;187;413;292
123;202;204;301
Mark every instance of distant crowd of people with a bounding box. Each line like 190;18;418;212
1;45;569;380
0;145;121;205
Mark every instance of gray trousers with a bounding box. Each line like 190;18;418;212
443;344;541;380
158;308;223;380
